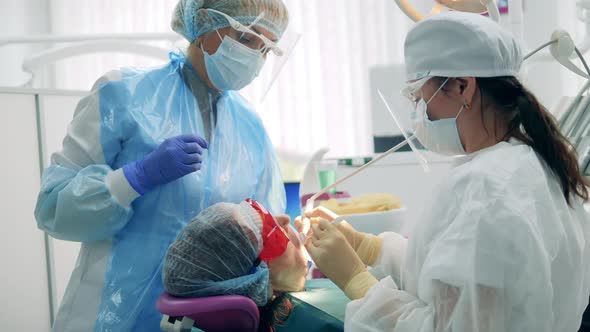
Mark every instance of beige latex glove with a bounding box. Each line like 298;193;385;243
297;206;383;266
306;218;378;300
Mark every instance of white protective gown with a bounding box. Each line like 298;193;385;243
346;140;590;332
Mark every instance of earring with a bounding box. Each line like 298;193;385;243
463;100;471;109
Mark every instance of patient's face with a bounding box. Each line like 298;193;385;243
267;215;308;292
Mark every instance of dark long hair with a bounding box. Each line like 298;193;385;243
257;293;293;332
462;76;589;205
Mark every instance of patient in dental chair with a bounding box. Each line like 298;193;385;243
162;199;308;332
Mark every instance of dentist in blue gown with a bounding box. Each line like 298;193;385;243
34;0;290;330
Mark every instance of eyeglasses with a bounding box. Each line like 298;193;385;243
245;198;290;262
402;76;431;104
207;9;284;56
402;86;421;104
401;76;451;105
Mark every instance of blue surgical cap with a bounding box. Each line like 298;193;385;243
163;202;273;306
171;0;289;42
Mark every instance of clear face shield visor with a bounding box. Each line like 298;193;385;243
206;8;284;56
205;8;301;105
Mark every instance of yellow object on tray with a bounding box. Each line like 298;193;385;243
319;193;402;215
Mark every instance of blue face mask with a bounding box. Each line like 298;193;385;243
202;35;266;91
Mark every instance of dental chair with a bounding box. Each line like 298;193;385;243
157;292;260;332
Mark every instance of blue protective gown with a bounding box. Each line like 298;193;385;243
35;53;286;331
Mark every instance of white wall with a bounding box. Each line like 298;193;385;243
0;5;53;331
39;95;84;312
0;92;52;331
0;90;83;332
0;0;51;87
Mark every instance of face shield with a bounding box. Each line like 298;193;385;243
207;9;284;56
205;9;301;105
244;27;300;105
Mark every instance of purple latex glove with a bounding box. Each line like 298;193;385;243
123;134;208;195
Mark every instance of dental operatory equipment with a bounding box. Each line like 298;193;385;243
394;0;590;80
557;80;590;176
298;89;431;242
520;2;590;175
525;30;590;79
394;0;500;22
329;216;347;226
297;138;418;243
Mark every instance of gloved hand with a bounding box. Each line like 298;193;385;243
306;218;378;300
123;134;208;195
297;206;383;266
303;206;365;250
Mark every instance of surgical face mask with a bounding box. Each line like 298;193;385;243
410;79;466;156
202;34;266;91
